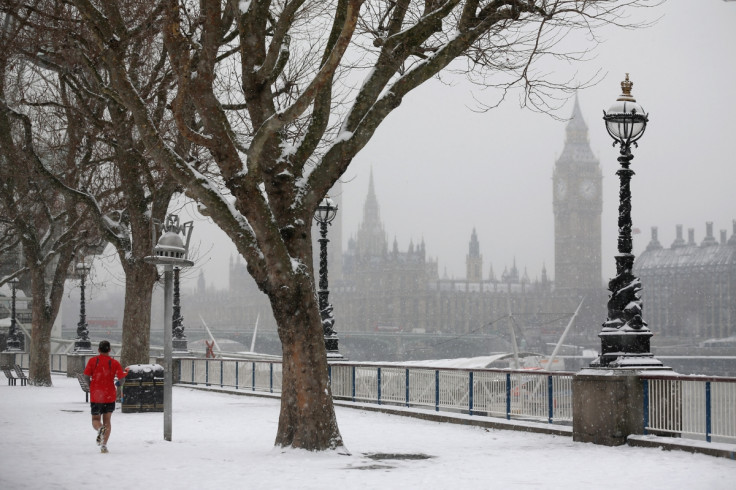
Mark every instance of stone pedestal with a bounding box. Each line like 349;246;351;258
67;353;92;378
572;369;644;446
0;352;17;369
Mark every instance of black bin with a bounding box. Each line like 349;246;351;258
122;364;164;413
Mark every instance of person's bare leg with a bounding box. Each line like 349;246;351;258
92;414;102;431
102;412;112;445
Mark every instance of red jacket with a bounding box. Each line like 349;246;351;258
84;355;127;403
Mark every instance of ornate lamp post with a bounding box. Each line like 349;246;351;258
172;267;188;353
314;196;343;359
74;259;93;352
5;279;22;352
592;74;662;369
144;214;194;441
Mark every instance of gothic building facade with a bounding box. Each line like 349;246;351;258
635;222;736;341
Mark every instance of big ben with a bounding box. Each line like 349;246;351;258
553;96;603;291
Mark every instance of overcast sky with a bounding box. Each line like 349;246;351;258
90;1;736;294
337;0;736;284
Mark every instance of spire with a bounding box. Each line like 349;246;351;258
565;92;589;144
468;227;480;257
356;168;387;257
557;93;597;166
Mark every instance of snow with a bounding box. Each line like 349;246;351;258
1;375;735;489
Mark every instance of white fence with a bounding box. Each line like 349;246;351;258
178;359;575;425
642;374;736;444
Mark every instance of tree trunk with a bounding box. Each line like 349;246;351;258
28;272;53;386
272;278;343;450
120;263;157;368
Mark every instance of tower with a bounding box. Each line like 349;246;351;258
466;228;483;282
553;95;603;291
355;169;388;257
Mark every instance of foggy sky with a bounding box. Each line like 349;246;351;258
91;1;736;293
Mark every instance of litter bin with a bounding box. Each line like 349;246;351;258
122;364;164;413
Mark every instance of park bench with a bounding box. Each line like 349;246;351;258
77;373;90;402
13;365;28;386
2;366;17;386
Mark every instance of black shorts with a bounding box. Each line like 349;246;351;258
90;403;116;415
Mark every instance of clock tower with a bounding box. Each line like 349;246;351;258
553;96;603;291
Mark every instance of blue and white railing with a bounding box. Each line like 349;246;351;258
177;359;575;425
642;373;736;444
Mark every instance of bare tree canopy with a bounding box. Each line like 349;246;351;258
2;0;657;448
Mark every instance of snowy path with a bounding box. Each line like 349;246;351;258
1;374;734;489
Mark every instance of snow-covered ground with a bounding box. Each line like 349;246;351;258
1;374;734;489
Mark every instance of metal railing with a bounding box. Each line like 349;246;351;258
178;359;574;425
642;373;736;444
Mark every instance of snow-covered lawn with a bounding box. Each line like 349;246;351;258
1;374;734;489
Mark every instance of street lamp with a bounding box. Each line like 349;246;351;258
592;74;662;369
144;214;194;441
314;196;343;359
74;259;93;352
5;279;22;352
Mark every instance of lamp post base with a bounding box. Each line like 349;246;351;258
74;339;93;352
325;335;345;360
590;329;666;369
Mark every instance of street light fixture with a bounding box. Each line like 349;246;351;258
313;196;343;359
592;74;662;369
144;214;194;441
74;259;93;352
4;278;22;352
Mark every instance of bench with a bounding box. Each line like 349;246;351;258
2;367;17;386
13;365;28;386
77;373;90;402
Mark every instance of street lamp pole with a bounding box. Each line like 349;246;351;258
5;279;22;352
74;260;92;352
592;74;663;369
144;214;194;441
314;196;343;360
172;267;188;352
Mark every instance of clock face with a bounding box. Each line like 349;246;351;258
556;180;567;199
580;180;596;199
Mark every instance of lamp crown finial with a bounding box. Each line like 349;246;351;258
617;73;636;102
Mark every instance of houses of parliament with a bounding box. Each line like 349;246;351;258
187;98;736;356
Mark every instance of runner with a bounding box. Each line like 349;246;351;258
83;340;129;453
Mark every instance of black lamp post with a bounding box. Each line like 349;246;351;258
5;279;22;352
314;196;343;359
74;260;93;352
144;214;194;441
592;73;662;369
172;267;188;352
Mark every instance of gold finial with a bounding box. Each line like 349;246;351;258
617;73;636;102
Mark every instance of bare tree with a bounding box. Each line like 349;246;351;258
0;1;197;368
0;17;102;384
51;0;654;449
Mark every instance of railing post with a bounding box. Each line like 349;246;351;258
548;375;554;423
405;368;410;408
642;379;649;435
352;366;356;402
191;360;195;384
220;360;224;387
435;370;440;412
506;372;511;420
705;381;712;443
205;360;210;386
252;362;256;391
469;371;474;416
377;368;382;405
235;361;239;389
270;363;274;393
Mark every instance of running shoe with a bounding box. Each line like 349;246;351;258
100;445;108;454
96;425;107;446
